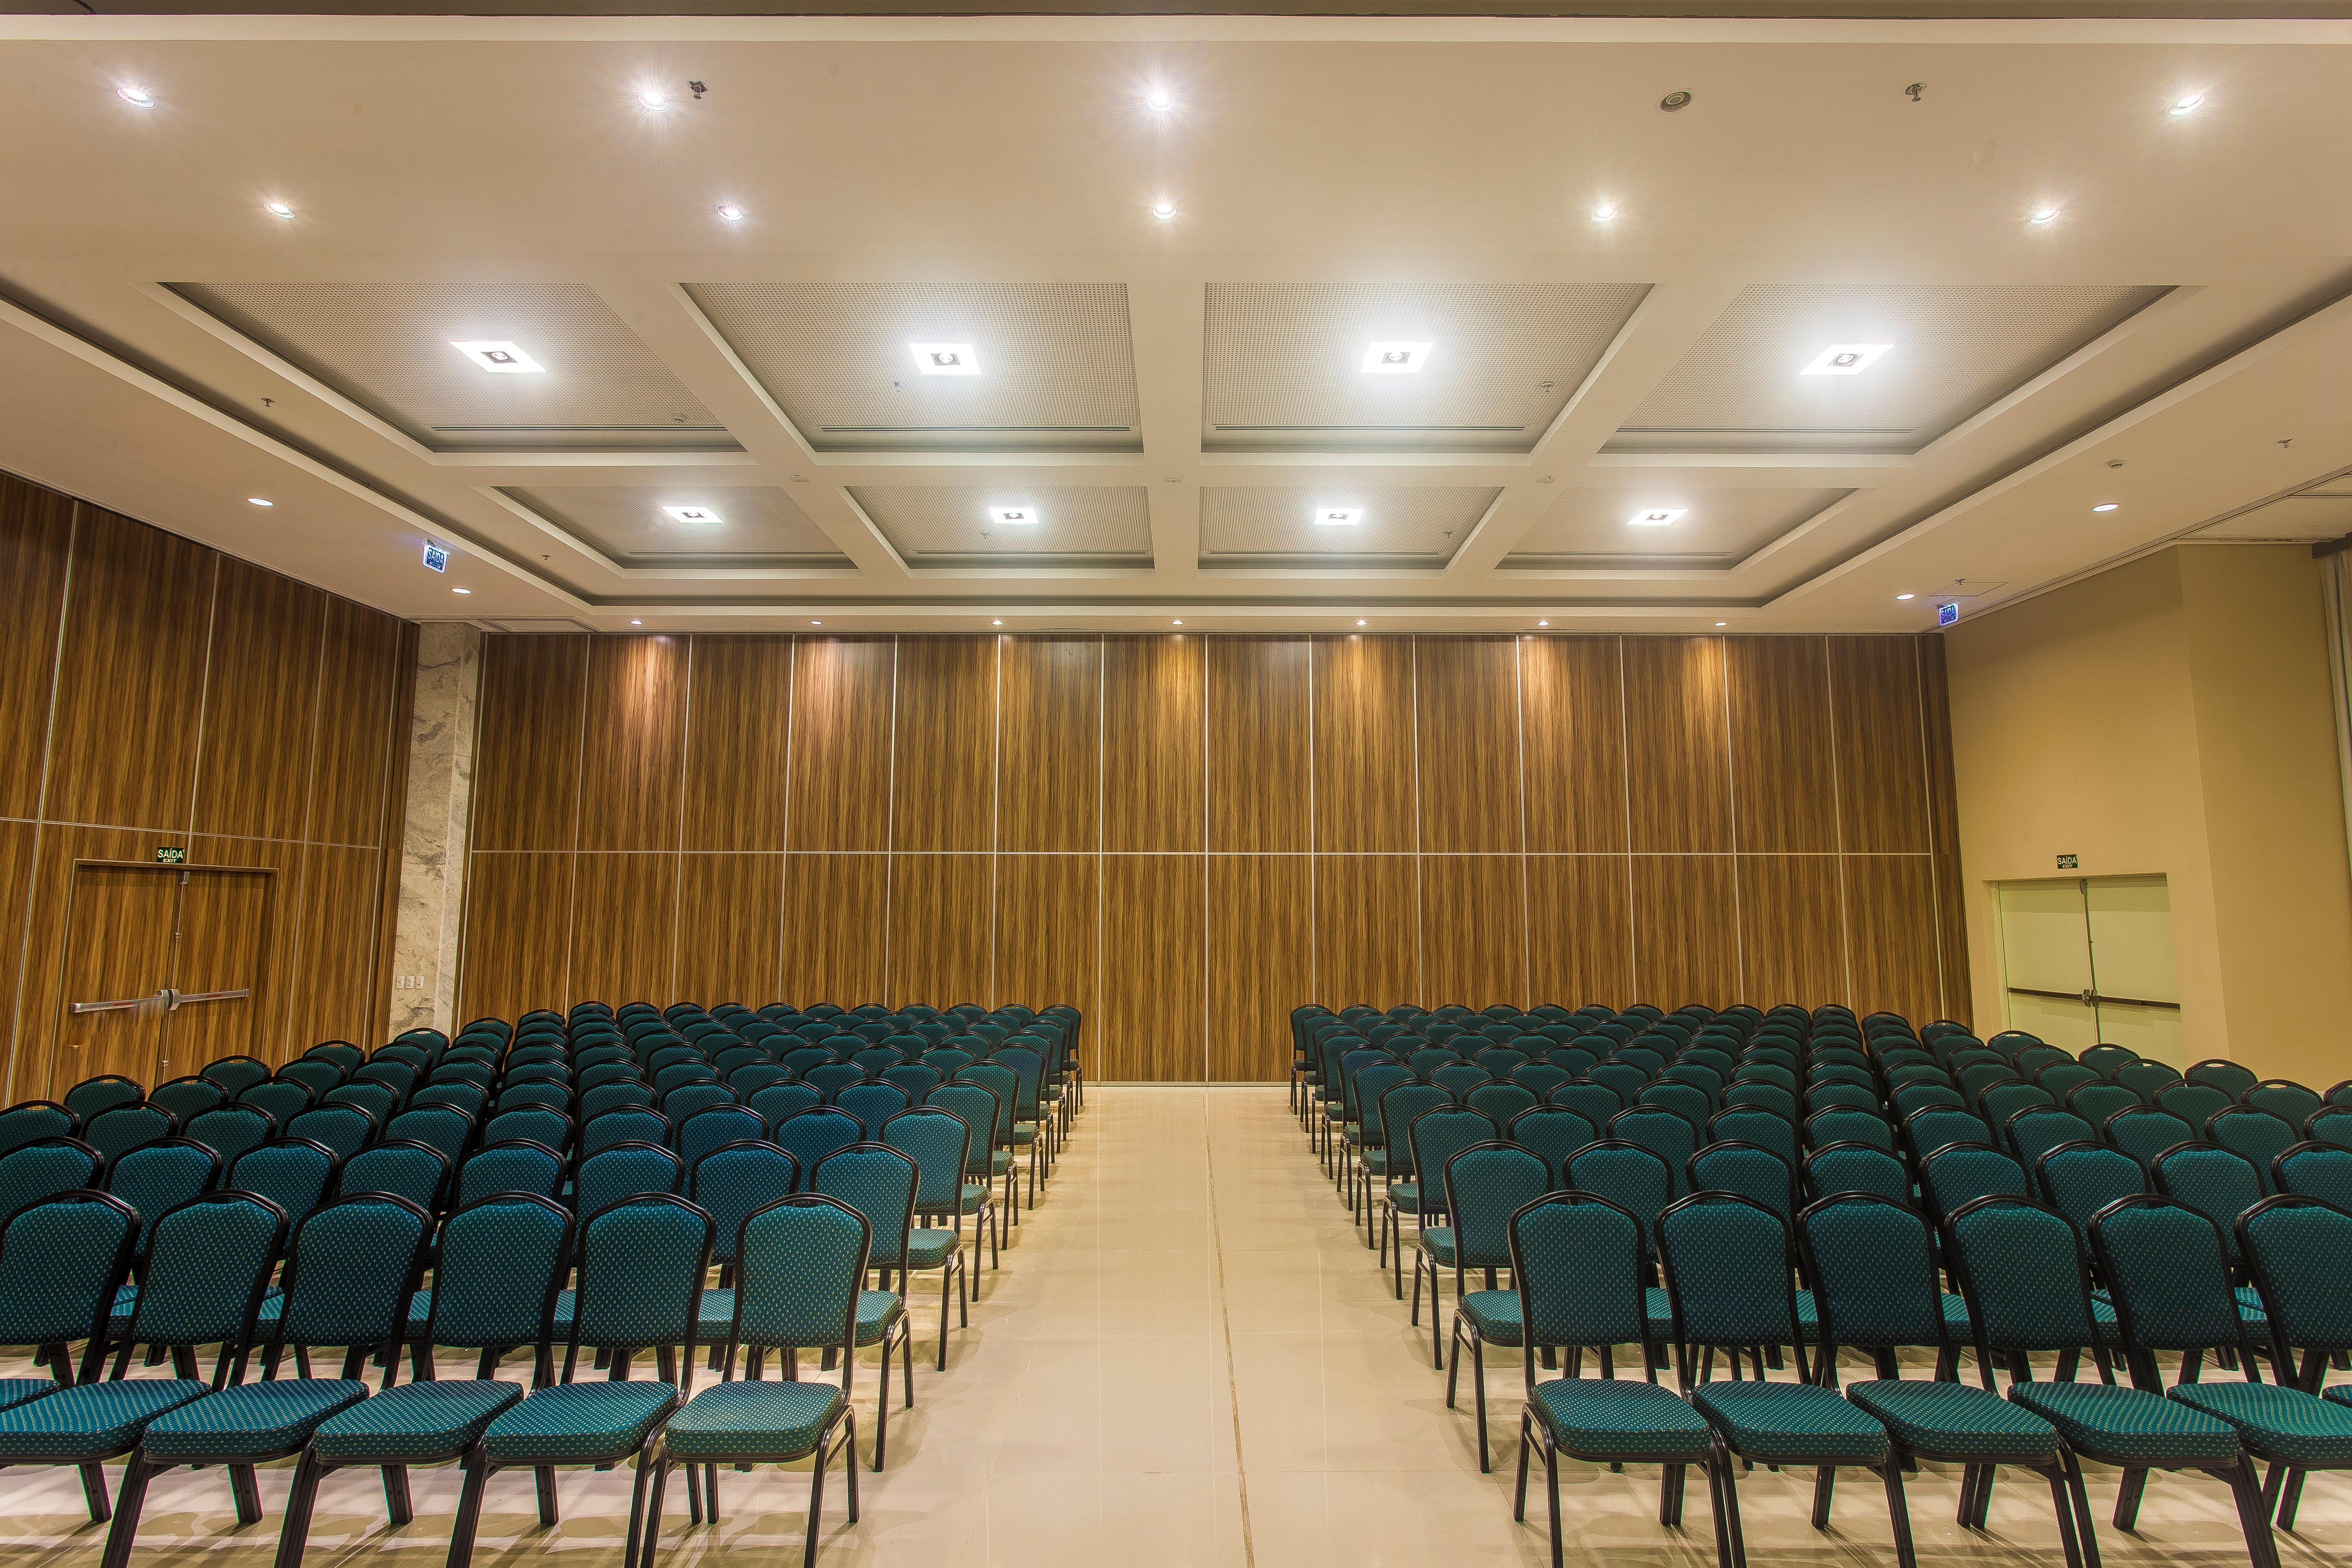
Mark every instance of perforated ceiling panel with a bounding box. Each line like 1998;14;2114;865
1198;487;1498;567
1610;283;2171;455
501;486;847;565
684;283;1141;453
1201;283;1646;454
166;282;732;452
848;486;1153;565
1504;486;1851;569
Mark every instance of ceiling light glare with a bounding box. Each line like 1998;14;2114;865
662;505;723;526
247;497;272;507
1590;202;1619;222
811;620;822;626
2170;93;2205;116
638;89;669;111
988;506;1039;526
1627;507;1686;528
117;84;155;107
1314;506;1366;527
910;342;980;376
1895;592;1915;601
1146;88;1174;111
2091;502;2120;512
263;200;294;219
992;619;1003;627
1537;619;1549;627
2029;207;2062;225
1714;621;1727;628
630;619;643;626
1356;619;1368;627
716;204;744;222
451;340;545;374
1172;619;1184;626
1361;341;1433;375
1152;200;1177;220
1800;343;1892;377
453;587;471;594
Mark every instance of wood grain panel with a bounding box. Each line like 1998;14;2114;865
1206;635;1308;853
1312;635;1417;853
1100;855;1204;1081
1933;855;1971;1027
0;475;74;821
185;833;298;1062
459;852;573;1023
1105;635;1203;853
1830;635;1931;854
1738;855;1846;1006
1728;636;1837;853
0;820;38;1085
787;638;893;852
568;852;678;1007
995;855;1097;1022
1623;637;1731;854
1527;857;1634;1010
890;637;995;852
576;635;688;852
1419;855;1527;1010
782;854;887;1005
1631;856;1738;1007
682;636;793;852
1521;637;1628;854
887;854;992;1007
1843;856;1942;1028
1415;638;1523;854
45;509;213;832
15;826;154;1097
308;598;404;847
1000;635;1102;852
471;635;586;853
1313;855;1419;1010
369;622;418;1039
675;855;782;1007
1918;635;1961;862
1209;856;1310;1081
192;558;324;843
288;844;382;1052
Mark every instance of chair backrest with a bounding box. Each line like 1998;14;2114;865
2149;1142;2264;1265
1438;1143;1550;1271
455;1139;567;1207
2032;1140;2148;1238
729;1194;870;1361
426;1192;575;1356
1606;1108;1698;1196
63;1075;145;1122
675;1103;765;1170
810;1142;919;1269
1465;1082;1538;1130
2103;1104;2195;1167
567;1194;713;1375
1403;1109;1496;1215
2003;1106;2094;1168
2064;1081;2140;1129
1943;1196;2100;1374
2306;1106;2352;1148
923;1085;1003;1173
1797;1192;1947;1353
689;1141;801;1265
2184;1058;2258;1099
1351;1065;1415;1143
802;1062;869;1102
2238;1195;2352;1364
122;1190;287;1372
0;1138;103;1220
336;1138;451;1211
1503;1107;1596;1185
2244;1079;2322;1127
0;1191;138;1378
227;1137;341;1227
879;1108;972;1213
200;1057;273;1098
957;1064;1020;1140
1900;1105;1990;1163
264;1193;431;1362
1687;1141;1796;1225
879;1064;943;1102
147;1077;229;1124
1656;1193;1802;1372
835;1082;912;1139
2034;1063;2100;1102
1508;1193;1652;1359
1918;1142;2028;1224
104;1138;221;1256
283;1103;379;1162
2114;1059;2183;1103
2088;1195;2250;1366
276;1059;347;1098
481;1106;573;1155
383;1104;476;1166
1804;1141;1912;1204
580;1081;656;1121
1806;1107;1895;1153
581;1106;670;1158
1564;1141;1674;1261
2273;1141;2352;1207
2156;1081;2234;1129
2205;1107;2298;1192
773;1107;865;1174
573;1141;683;1215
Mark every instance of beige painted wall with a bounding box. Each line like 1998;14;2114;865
1945;543;2352;1086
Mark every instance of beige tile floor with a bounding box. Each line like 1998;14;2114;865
0;1085;2341;1568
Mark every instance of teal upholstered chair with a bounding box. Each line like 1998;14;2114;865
808;1147;917;1467
1404;1108;1499;1359
686;1140;800;1376
919;1085;1003;1266
1438;1143;1551;1471
878;1108;974;1355
1373;1084;1452;1295
2239;1195;2352;1527
0;1189;138;1411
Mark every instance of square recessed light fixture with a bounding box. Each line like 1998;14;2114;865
1361;341;1433;375
1627;507;1686;528
1800;343;1892;377
911;342;981;376
1313;506;1367;527
988;506;1040;526
662;505;723;527
451;340;544;374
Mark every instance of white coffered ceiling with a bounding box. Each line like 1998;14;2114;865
0;13;2348;635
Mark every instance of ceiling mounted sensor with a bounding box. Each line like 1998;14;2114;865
1627;507;1686;527
988;505;1039;525
661;504;723;526
1660;91;1692;111
1800;343;1892;377
1361;341;1433;374
1314;506;1366;527
910;342;980;376
451;340;544;373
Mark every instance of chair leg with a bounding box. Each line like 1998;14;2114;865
1543;1440;1564;1568
873;1336;891;1472
2224;1459;2281;1568
1811;1465;1836;1529
2273;1465;2307;1532
1716;1446;1750;1568
99;1458;155;1568
1706;1457;1739;1568
802;1441;825;1568
2112;1467;2147;1531
938;1266;953;1372
2041;1462;2088;1568
230;1462;265;1525
385;1465;414;1526
842;1408;860;1524
1471;1332;1492;1474
1661;1464;1687;1526
79;1461;113;1524
2063;1449;2103;1568
1880;1462;1919;1568
274;1452;326;1568
445;1451;489;1568
635;1459;667;1568
1513;1409;1533;1523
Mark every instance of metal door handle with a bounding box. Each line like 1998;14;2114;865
69;987;249;1016
69;993;158;1015
167;989;249;1010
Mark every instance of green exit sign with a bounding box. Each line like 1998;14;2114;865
154;846;187;865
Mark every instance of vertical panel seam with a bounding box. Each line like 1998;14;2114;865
1916;635;1950;1022
1410;635;1424;1008
6;501;80;1102
282;589;332;1062
671;635;694;1007
990;634;1003;1008
777;638;798;1005
1825;638;1854;1009
883;635;900;1007
1719;635;1743;1005
1618;636;1637;1002
1096;634;1106;1078
1515;635;1531;1008
1200;635;1210;1080
1305;638;1317;1012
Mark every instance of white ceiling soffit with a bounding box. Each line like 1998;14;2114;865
165;282;735;453
684;282;1143;454
1505;486;1853;569
499;484;849;565
1202;282;1647;454
1610;283;2171;455
1199;486;1497;567
2190;472;2352;541
847;484;1154;566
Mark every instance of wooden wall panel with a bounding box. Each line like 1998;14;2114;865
888;854;992;1007
675;855;782;1007
1728;636;1837;853
185;832;300;1062
1520;636;1627;854
1831;635;1931;854
1209;856;1310;1082
891;636;995;852
781;854;887;1005
1206;635;1308;852
289;845;384;1049
1419;855;1526;1009
996;855;1096;1020
1416;637;1523;854
576;635;688;852
1314;856;1418;1010
1738;856;1846;1007
1918;635;1972;1023
460;852;573;1023
471;635;586;853
682;636;793;852
191;558;324;843
308;599;404;847
1624;637;1731;854
1313;634;1417;853
1844;856;1942;1027
1934;856;1970;1026
786;638;893;852
1106;634;1203;853
568;854;678;1007
1100;855;1204;1080
0;478;75;820
1632;856;1738;1007
1527;857;1634;1010
0;823;34;1084
1001;635;1102;853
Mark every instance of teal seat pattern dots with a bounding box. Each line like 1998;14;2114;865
662;1382;844;1461
309;1380;524;1462
0;1381;208;1459
480;1380;681;1464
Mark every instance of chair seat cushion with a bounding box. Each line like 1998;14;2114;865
1846;1379;2061;1460
1417;1226;1456;1267
696;1288;737;1341
854;1291;904;1346
0;1379;58;1411
1459;1290;1522;1346
2006;1381;2238;1463
1386;1181;1425;1214
1360;1151;1390;1175
906;1229;957;1270
144;1380;371;1459
959;1183;991;1213
2168;1383;2352;1465
989;1152;1012;1175
312;1380;524;1462
1941;1295;1973;1335
1690;1380;1891;1464
2329;1385;2352;1410
663;1382;844;1462
1530;1377;1713;1460
0;1379;209;1459
482;1381;679;1464
1646;1287;1675;1340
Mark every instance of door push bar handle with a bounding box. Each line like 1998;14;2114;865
70;987;250;1015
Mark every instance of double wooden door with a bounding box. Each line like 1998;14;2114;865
49;861;274;1096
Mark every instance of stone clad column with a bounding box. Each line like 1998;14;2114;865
386;623;482;1038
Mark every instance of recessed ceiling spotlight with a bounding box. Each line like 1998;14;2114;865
247;496;273;507
117;84;155;107
910;341;980;376
1356;619;1368;627
1537;619;1549;627
451;340;544;374
2091;502;2120;512
1800;343;1892;377
716;204;744;222
453;587;471;594
1361;341;1433;375
1591;202;1619;222
662;504;723;527
1627;507;1686;528
1314;506;1366;527
2170;93;2205;116
811;620;822;626
1146;88;1173;111
988;506;1039;526
1714;621;1727;628
263;200;294;219
992;619;1003;627
1172;619;1183;626
1151;200;1177;220
2029;207;2063;225
638;89;669;111
1896;592;1915;601
630;619;643;626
